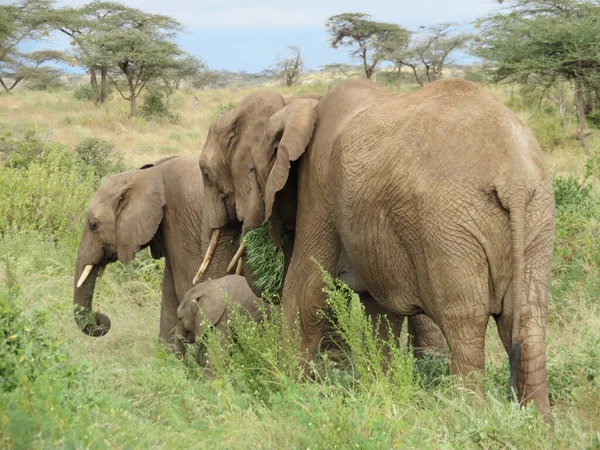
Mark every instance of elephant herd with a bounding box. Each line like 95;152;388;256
73;79;555;421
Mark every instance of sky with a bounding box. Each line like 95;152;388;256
43;0;501;73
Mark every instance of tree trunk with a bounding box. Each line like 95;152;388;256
90;68;99;104
130;94;136;117
396;64;402;91
128;75;136;117
99;68;108;104
574;81;589;150
0;76;9;93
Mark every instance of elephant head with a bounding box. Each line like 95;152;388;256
175;282;228;356
196;93;319;288
73;166;166;337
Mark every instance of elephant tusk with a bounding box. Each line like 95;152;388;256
193;229;221;285
77;264;94;288
227;240;246;273
235;257;243;275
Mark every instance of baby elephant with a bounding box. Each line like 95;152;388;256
175;275;269;356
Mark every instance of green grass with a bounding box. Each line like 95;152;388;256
1;90;600;449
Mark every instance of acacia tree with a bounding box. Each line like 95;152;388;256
327;13;410;79
158;55;204;107
52;1;129;103
473;0;600;145
0;0;62;93
274;45;303;86
401;23;471;86
77;5;198;116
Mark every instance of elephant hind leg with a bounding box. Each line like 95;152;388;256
439;305;489;397
407;314;446;358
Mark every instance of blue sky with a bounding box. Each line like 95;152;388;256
44;0;500;73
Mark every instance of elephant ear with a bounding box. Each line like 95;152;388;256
116;168;166;263
196;292;227;336
259;99;318;227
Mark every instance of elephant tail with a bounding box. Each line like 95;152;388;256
504;188;528;394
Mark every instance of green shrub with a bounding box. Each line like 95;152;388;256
553;175;593;212
0;144;97;238
73;83;95;101
73;83;112;102
74;137;124;178
528;109;572;152
0;126;58;169
139;90;180;123
318;264;417;405
585;110;600;129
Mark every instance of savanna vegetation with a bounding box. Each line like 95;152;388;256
1;0;600;448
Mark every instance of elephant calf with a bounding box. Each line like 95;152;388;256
175;275;271;356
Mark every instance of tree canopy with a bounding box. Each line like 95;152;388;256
327;13;410;79
472;0;600;143
67;2;201;116
0;0;62;93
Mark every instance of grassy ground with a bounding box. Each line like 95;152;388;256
1;81;600;449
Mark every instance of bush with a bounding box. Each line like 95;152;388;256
74;137;124;179
73;83;94;101
528;109;572;152
0;143;98;238
0;280;50;392
553;175;593;212
139;90;180;123
0;126;57;169
585;110;600;129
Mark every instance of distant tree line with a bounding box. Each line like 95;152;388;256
0;0;205;116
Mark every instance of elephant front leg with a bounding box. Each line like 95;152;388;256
282;233;340;371
158;261;179;350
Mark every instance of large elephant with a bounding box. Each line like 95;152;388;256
196;79;555;419
72;156;240;346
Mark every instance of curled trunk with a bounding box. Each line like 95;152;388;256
73;238;111;337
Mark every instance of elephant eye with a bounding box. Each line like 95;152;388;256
227;132;235;149
89;220;99;232
202;170;212;185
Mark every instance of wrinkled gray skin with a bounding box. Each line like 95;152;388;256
205;91;446;359
175;275;271;356
72;156;240;347
198;80;555;420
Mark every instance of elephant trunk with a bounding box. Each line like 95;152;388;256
73;237;111;337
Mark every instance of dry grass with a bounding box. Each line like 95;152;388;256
0;85;327;168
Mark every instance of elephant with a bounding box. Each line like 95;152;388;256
195;79;555;419
175;274;272;356
72;155;241;347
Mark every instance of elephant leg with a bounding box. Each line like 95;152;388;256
158;260;179;349
427;257;490;397
282;223;340;369
407;314;446;358
441;305;488;397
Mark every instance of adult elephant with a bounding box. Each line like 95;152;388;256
72;156;239;346
196;79;555;419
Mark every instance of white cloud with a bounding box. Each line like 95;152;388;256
55;0;499;30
